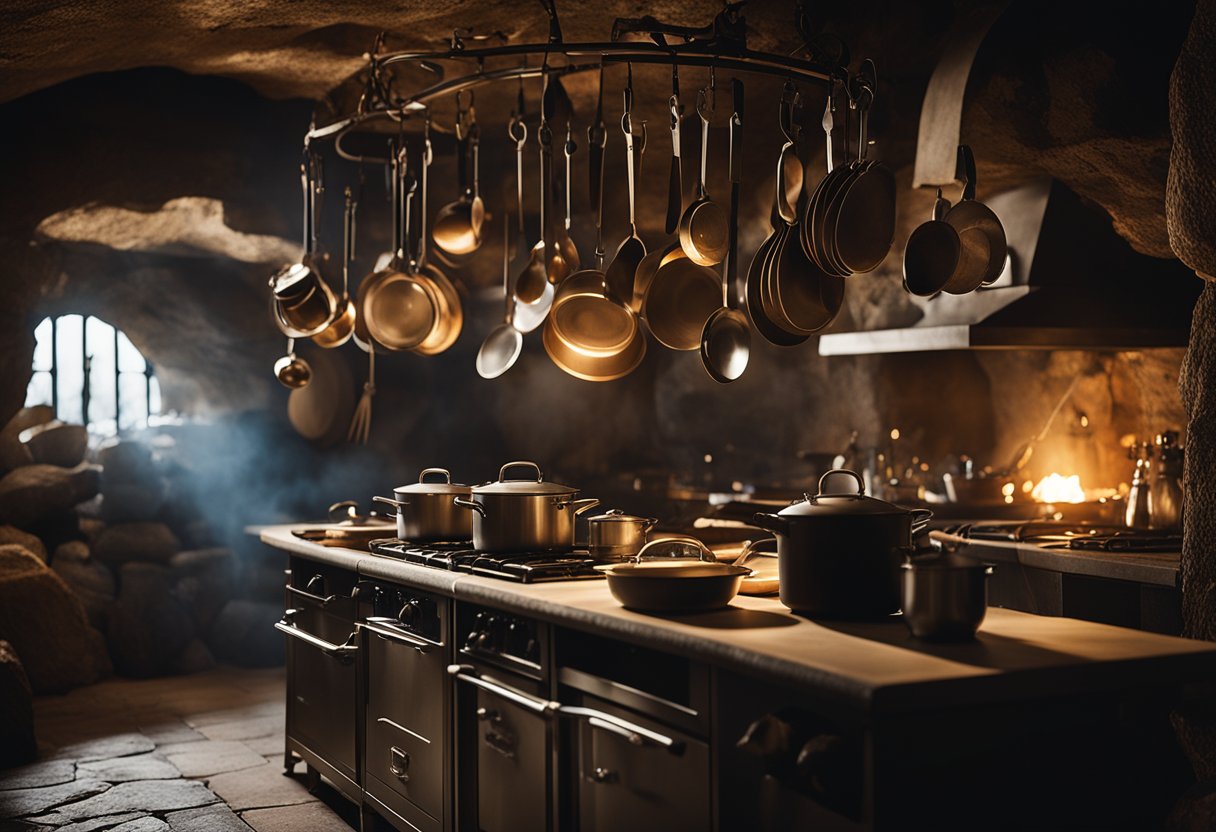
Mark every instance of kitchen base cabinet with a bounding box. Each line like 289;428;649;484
281;557;361;805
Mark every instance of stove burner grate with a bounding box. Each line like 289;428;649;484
369;539;605;582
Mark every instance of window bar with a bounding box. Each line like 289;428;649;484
50;316;58;415
82;316;90;430
113;326;121;434
145;361;154;428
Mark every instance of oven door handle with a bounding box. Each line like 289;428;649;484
447;664;561;718
286;583;339;606
560;705;684;754
274;620;358;662
359;619;438;653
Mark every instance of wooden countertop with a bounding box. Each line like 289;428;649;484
260;525;1216;717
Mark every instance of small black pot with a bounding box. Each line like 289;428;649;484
752;469;932;619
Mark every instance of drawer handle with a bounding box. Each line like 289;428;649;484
447;664;560;718
286;584;339;606
359;619;437;653
560;705;683;754
483;730;516;760
274;621;358;662
389;747;410;781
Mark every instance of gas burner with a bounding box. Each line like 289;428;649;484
369;539;604;582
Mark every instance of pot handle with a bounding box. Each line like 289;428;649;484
373;495;408;509
418;467;453;484
751;512;790;535
561;497;601;515
452;496;487;517
816;468;866;497
910;508;934;534
635;536;715;563
499;460;543;482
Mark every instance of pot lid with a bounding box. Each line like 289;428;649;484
393;467;471;495
472;461;577;496
777;469;911;517
588;509;653;524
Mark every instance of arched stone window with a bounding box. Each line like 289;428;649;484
25;315;162;437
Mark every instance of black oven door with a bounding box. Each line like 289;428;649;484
449;663;558;832
567;695;710;832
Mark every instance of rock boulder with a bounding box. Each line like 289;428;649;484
0;463;102;528
0;405;52;473
0;544;111;693
52;540;116;629
93;522;180;565
0;638;36;767
106;562;195;677
0;524;47;562
22;421;89;468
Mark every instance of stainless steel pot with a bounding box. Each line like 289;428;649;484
372;468;472;542
587;509;657;562
603;538;750;613
751;469;932;619
901;553;991;642
452;461;599;553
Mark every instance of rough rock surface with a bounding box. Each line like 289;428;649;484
0;406;52;473
0;638;36;767
22;421;89;468
0;525;46;563
93;523;181;566
52;540;117;630
0;545;111;693
106;563;195;678
205;601;284;668
0;464;102;529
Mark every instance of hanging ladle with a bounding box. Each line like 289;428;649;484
477;218;524;379
679;69;729;267
701;78;750;383
274;338;312;388
431;91;484;255
605;63;647;302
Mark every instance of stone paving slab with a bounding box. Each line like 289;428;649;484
109;819;168;832
240;801;352;832
235;736;282;758
136;720;205;747
32;781;217;823
0;761;76;791
195;718;281;745
204;765;315;812
51;735;156;764
56;813;145;832
0;779;111;819
165;805;252;832
159;744;265;779
79;755;180;784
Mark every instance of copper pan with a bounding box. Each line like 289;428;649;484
542;315;646;382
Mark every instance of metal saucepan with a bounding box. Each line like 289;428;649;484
373;468;473;542
678;79;729;267
431;92;484;255
941;144;1007;294
271;151;338;338
903;188;960;297
751;469;932;619
602;537;751;613
361;144;439;351
412;121;464;356
643;254;721;351
587;509;657;562
452;461;599;552
746;198;809;347
901;551;992;642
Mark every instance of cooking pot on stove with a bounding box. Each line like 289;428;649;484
751;469;932;619
372;468;473;542
587;509;657;562
453;461;600;553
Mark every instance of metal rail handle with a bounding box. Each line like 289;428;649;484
447;664;561;717
274;621;358;661
286;583;338;606
359;619;438;653
559;705;682;753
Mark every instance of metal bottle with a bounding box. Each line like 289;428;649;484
1125;442;1153;530
1148;431;1184;531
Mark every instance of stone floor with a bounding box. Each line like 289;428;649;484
0;667;358;831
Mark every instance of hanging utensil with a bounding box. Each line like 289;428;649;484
558;121;581;271
540;70;570;285
362;142;440;351
775;83;804;224
800;90;852;278
347;347;375;444
414;116;464;356
605;63;647;303
270;149;338;337
701;78;751;384
902;189;960;297
746;197;807;347
274;338;312;388
509;80;556;326
313;187;357;348
477;218;524;379
665;64;684;235
941;144;1007;293
678;70;729;267
431;91;484;254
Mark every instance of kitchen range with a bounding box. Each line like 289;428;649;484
264;457;1215;831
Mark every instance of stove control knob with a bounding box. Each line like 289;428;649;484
397;599;420;627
